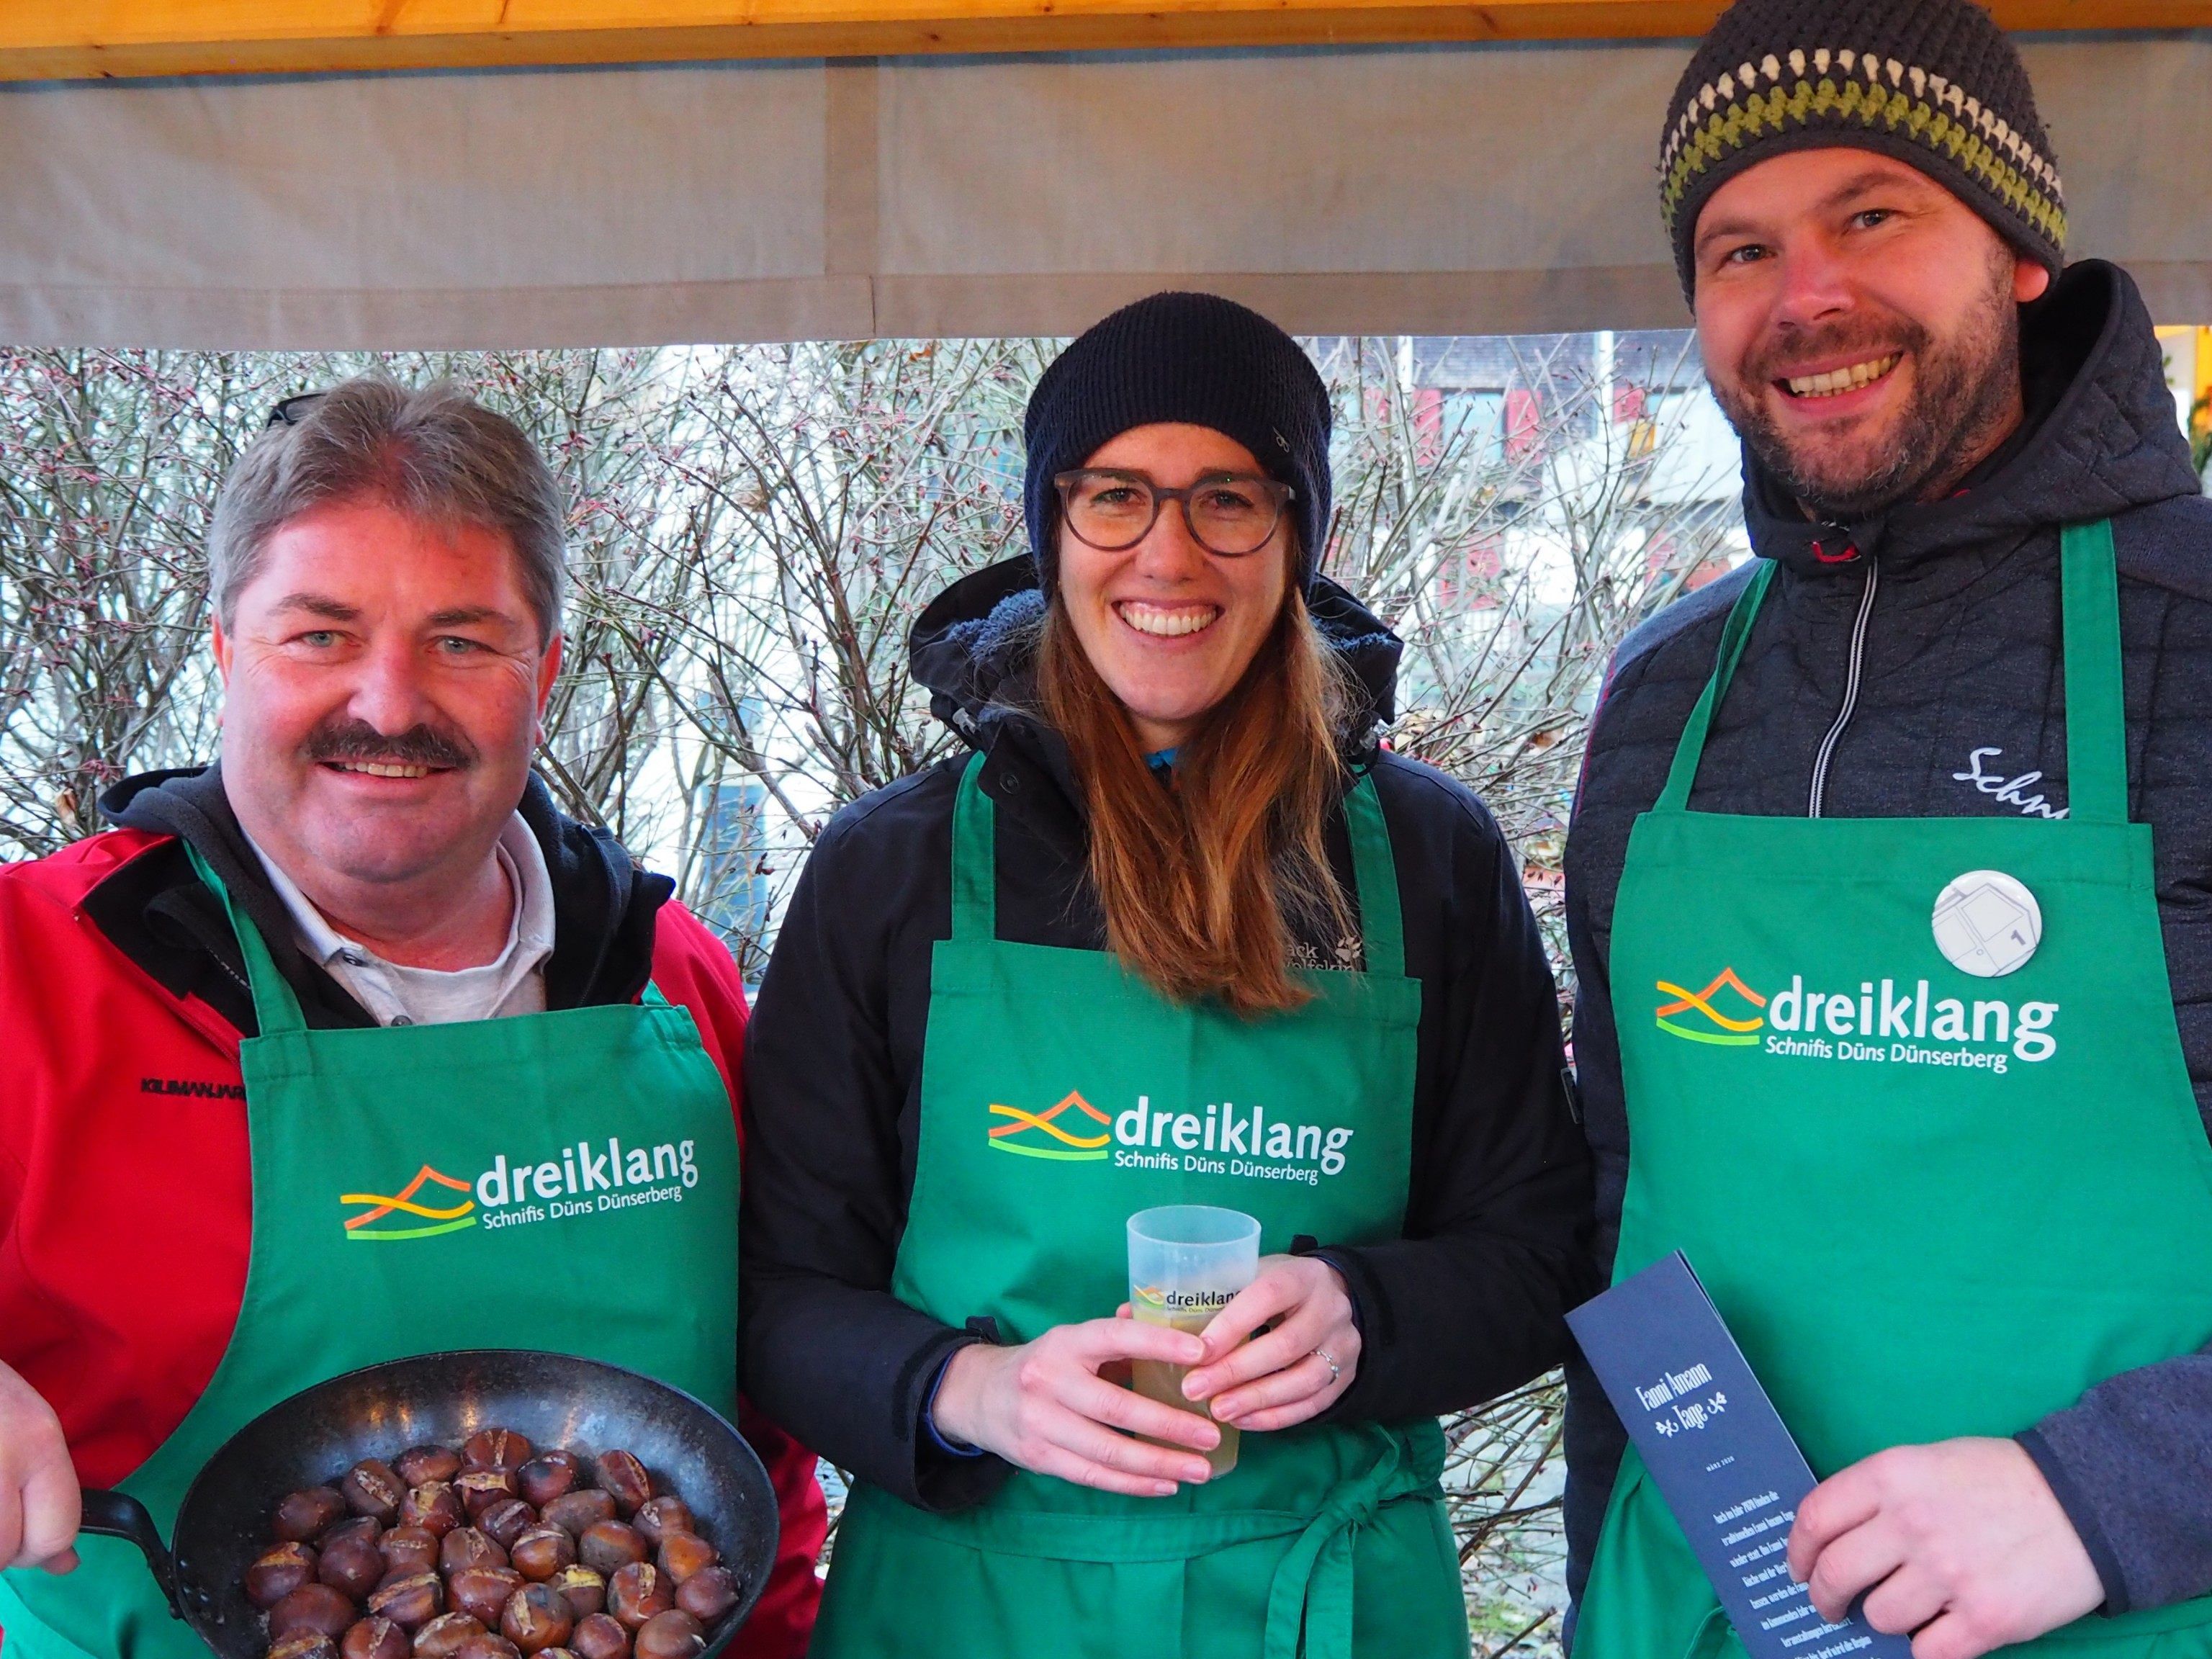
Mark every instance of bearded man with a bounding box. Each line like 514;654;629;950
1563;1;2212;1655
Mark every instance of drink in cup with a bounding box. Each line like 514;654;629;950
1126;1204;1261;1477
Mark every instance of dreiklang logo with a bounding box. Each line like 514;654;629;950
1657;968;2059;1076
984;1092;1357;1185
1112;1095;1354;1186
338;1137;700;1242
1133;1284;1235;1317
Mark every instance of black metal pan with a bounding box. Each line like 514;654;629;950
77;1350;780;1659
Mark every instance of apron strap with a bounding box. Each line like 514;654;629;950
1344;770;1406;979
949;751;997;941
2059;519;2127;827
948;751;1407;975
182;842;310;1037
1655;560;1776;814
1659;524;2128;824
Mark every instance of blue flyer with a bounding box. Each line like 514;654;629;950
1566;1251;1912;1659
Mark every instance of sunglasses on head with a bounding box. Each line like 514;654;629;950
264;391;330;429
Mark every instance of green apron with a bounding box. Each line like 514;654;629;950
1575;522;2212;1658
0;850;740;1659
810;755;1466;1659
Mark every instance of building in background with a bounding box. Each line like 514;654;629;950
2157;326;2212;480
695;765;773;953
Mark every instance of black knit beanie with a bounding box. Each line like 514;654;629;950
1023;292;1331;594
1660;0;2066;302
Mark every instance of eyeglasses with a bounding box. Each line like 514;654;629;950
264;391;330;429
1053;469;1294;558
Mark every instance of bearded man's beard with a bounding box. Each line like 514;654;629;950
1711;246;2024;521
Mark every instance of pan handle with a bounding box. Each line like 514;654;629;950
78;1488;182;1614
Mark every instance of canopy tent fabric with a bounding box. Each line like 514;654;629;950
0;32;2206;349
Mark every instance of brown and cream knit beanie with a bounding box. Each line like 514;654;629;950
1659;0;2066;300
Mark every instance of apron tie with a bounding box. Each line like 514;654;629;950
850;1423;1443;1659
1260;1424;1428;1659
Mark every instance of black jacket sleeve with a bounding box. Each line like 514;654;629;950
1316;757;1599;1424
738;778;1010;1512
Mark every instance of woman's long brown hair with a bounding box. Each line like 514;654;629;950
1036;579;1354;1017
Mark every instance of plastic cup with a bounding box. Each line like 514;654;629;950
1126;1205;1261;1475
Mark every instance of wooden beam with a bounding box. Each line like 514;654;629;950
3;0;2207;80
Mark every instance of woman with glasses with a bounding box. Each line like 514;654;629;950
739;292;1593;1658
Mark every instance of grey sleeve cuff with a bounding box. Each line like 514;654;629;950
2015;1428;2126;1615
2013;1341;2212;1615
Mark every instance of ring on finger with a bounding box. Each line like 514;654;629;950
1313;1346;1341;1386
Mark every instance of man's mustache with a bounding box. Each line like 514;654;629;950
302;717;477;770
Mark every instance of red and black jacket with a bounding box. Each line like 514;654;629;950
0;765;825;1659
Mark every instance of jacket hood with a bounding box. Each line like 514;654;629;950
98;763;670;1021
1742;260;2203;577
909;554;1405;763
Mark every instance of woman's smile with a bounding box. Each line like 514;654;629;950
1114;600;1222;639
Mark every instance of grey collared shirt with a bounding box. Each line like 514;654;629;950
243;815;556;1028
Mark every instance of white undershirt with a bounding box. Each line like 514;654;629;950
245;815;557;1028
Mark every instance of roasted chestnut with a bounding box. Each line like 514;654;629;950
549;1566;606;1619
480;1500;539;1551
395;1445;463;1488
413;1614;487;1659
577;1522;646;1578
593;1452;651;1517
509;1527;577;1583
462;1429;532;1471
457;1469;521;1521
568;1614;629;1659
342;1617;413;1659
271;1584;359;1641
673;1568;737;1625
501;1584;575;1654
539;1492;617;1538
652;1534;714;1588
629;1501;691;1550
274;1488;351;1544
441;1529;508;1575
367;1571;444;1632
401;1482;464;1537
248;1543;320;1609
342;1460;405;1523
318;1532;388;1599
604;1564;670;1632
248;1430;719;1659
447;1567;525;1627
631;1611;703;1659
516;1452;580;1509
323;1516;385;1549
380;1527;441;1578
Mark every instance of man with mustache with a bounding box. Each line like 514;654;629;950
0;380;826;1659
1565;1;2212;1656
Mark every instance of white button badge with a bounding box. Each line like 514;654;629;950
1931;870;2043;978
